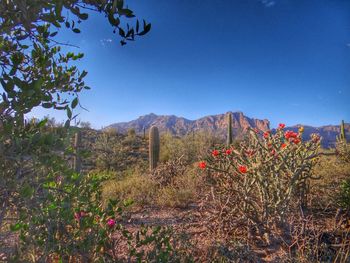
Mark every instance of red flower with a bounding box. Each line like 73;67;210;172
212;150;219;157
270;149;276;156
293;138;301;144
253;128;260;134
225;149;232;155
285;131;298;139
278;123;286;129
263;131;270;139
198;161;206;169
107;219;116;228
238;165;248;173
281;143;287;149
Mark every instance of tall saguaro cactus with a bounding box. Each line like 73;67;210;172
227;112;233;146
73;130;82;173
340;120;347;143
149;126;160;171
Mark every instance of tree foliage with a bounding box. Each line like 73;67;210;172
0;0;151;127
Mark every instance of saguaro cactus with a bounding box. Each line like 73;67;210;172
227;112;233;146
143;126;146;139
73;130;82;173
149;126;160;171
340;120;347;143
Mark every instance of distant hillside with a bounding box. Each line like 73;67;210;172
106;112;349;148
106;112;270;139
277;124;350;148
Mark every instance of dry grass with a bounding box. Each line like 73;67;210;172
101;164;203;208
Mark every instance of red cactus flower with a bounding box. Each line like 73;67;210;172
74;212;81;221
253;128;260;133
198;161;206;169
263;131;270;139
238;165;248;173
107;219;116;228
281;143;287;149
225;149;232;155
293;138;301;144
285;131;298;139
270;149;276;156
278;123;286;129
212;150;219;157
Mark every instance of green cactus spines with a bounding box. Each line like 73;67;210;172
73;130;82;173
227;112;233;146
149;126;160;171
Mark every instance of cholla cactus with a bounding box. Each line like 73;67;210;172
226;112;233;146
199;124;321;244
149;126;160;171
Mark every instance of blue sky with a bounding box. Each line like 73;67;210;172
28;0;350;128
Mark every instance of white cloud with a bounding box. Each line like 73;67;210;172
100;38;113;46
261;0;276;7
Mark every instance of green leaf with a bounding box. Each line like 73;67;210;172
64;120;70;129
67;107;72;119
136;20;139;33
138;23;151;36
80;70;88;79
37;119;48;127
71;97;78;109
20;184;34;198
42;103;52;108
78;13;89;20
10;223;23;232
73;28;81;33
118;27;125;38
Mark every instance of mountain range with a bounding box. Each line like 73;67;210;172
106;112;349;148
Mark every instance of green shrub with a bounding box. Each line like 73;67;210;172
157;167;202;207
338;177;350;209
102;169;158;206
160;131;222;164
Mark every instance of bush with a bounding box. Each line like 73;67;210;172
200;125;321;244
160;131;222;165
311;153;350;209
338;177;350;210
102;169;157;206
157;166;202;208
102;162;202;208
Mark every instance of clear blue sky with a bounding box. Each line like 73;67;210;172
28;0;350;129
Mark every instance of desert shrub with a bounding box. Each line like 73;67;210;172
338;178;350;210
311;153;350;209
103;161;202;208
160;131;222;164
93;129;147;172
200;125;321;245
157;166;202;208
151;156;187;186
336;138;350;163
102;169;158;206
93;130;126;171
